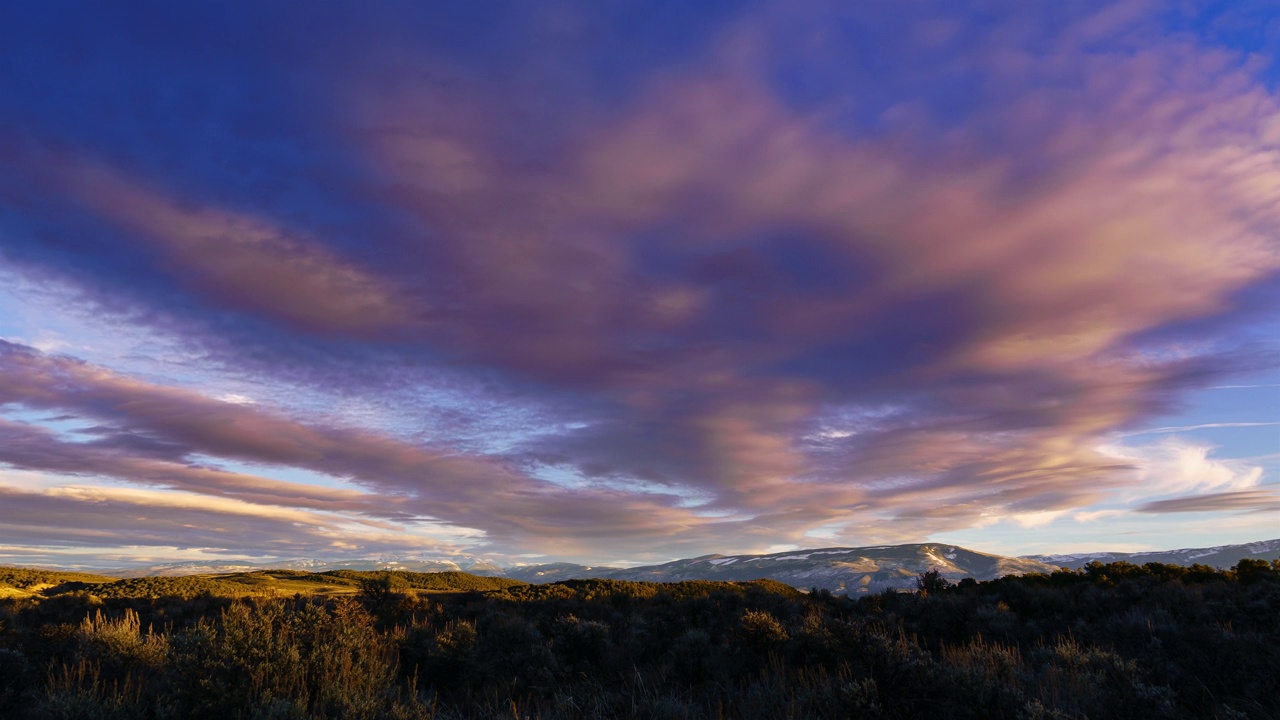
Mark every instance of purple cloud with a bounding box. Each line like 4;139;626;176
0;341;723;558
1137;488;1280;514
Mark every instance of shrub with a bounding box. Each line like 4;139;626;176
167;597;429;720
36;658;147;720
735;609;789;656
0;648;33;713
917;569;952;594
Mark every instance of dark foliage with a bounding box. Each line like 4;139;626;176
0;567;114;591
85;576;243;600
1;562;1277;719
324;570;524;594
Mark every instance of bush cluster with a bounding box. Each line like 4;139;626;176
0;561;1275;719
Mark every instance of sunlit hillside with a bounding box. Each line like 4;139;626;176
0;567;524;601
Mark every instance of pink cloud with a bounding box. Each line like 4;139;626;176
1138;488;1280;514
0;484;462;558
0;340;728;558
50;158;415;338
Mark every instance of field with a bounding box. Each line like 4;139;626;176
1;562;1278;719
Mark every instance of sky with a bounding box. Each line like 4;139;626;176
0;1;1277;569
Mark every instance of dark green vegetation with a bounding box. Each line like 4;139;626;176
0;567;115;595
324;570;524;594
0;567;524;602
1;562;1278;719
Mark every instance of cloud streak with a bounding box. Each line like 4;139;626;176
0;341;721;558
59;161;414;338
1137;488;1280;514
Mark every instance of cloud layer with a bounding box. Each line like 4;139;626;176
0;1;1276;564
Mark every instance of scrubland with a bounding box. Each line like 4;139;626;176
1;562;1277;719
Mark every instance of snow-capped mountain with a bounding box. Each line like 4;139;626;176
506;543;1060;594
1022;538;1280;570
96;560;268;578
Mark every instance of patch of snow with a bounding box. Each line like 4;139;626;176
1034;552;1109;562
773;554;813;561
923;550;952;565
708;558;738;566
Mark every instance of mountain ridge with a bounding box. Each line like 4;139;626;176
505;543;1057;594
1021;538;1280;569
35;537;1280;595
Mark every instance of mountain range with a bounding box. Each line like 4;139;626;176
1023;538;1280;570
71;538;1280;595
503;544;1057;594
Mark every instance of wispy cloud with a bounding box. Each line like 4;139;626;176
1117;422;1280;437
0;482;465;558
0;341;718;558
1137;488;1280;514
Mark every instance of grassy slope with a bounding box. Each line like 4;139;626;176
0;566;526;600
0;566;115;598
1;565;788;602
323;569;525;592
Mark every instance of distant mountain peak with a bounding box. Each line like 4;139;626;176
504;542;1060;594
1022;538;1280;570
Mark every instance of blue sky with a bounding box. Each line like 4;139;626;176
0;1;1277;568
